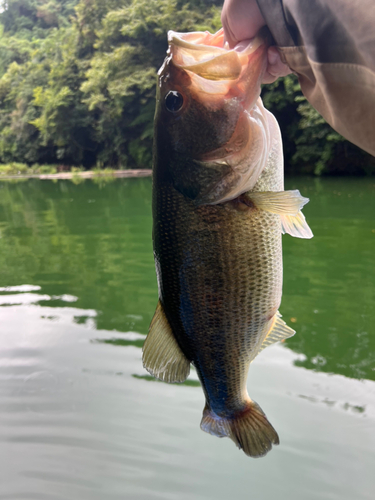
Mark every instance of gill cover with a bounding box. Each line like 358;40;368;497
159;28;280;205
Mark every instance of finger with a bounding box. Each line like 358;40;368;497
221;13;238;49
221;0;266;48
262;46;292;83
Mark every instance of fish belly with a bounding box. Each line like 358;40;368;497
153;183;282;413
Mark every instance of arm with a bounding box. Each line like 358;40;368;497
222;0;375;156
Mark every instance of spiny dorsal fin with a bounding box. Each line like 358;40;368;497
142;300;190;383
244;190;313;239
258;312;295;355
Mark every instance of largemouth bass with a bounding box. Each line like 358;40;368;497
143;29;313;458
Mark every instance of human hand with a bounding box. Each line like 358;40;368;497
221;0;292;83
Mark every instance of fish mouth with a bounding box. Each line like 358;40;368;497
168;29;244;81
167;28;269;106
168;28;266;78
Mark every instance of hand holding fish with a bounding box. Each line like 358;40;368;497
221;0;292;83
222;0;375;156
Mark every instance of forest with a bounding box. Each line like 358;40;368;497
0;0;373;175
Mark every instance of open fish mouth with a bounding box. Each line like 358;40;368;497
167;28;268;104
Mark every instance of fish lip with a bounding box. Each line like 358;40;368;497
168;29;226;53
165;29;269;118
168;28;268;55
168;29;267;83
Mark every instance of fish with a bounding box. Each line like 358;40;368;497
142;28;313;458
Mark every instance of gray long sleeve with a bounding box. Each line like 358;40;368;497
256;0;375;156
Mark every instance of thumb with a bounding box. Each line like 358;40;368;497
262;46;292;83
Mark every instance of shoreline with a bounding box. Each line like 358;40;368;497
0;169;152;181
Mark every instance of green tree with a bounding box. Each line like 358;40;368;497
80;0;221;167
262;75;375;175
0;0;372;173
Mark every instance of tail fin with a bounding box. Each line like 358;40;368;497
200;401;279;458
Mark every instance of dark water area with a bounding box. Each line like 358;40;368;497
0;177;374;499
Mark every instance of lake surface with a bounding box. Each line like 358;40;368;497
0;176;374;499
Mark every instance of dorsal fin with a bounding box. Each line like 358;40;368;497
142;300;190;383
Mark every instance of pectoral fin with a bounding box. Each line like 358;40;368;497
280;211;313;239
244;190;313;239
257;312;295;355
142;301;190;383
245;190;308;214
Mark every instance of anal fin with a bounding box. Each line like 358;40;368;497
258;311;295;355
142;300;190;383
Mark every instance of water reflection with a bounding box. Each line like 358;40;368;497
0;177;374;380
282;177;375;380
94;332;145;349
0;178;156;337
1;284;374;500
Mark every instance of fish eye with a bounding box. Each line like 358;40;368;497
165;91;184;113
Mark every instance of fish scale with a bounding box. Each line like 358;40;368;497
153;174;282;413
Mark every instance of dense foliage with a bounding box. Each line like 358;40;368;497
0;0;373;174
261;77;374;175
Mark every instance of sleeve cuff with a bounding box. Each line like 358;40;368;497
255;0;296;47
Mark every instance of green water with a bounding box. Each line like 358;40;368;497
0;177;374;499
